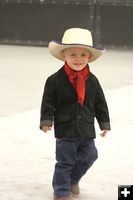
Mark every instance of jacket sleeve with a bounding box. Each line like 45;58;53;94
94;80;111;130
40;75;56;129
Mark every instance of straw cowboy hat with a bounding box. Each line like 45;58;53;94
48;28;105;63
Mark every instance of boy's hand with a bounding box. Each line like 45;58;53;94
100;129;109;137
42;126;52;133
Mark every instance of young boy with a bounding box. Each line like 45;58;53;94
40;28;111;200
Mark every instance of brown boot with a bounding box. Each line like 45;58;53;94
54;194;73;200
70;183;80;196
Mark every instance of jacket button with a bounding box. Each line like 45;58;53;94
78;115;82;119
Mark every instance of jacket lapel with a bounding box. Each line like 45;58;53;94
57;67;77;98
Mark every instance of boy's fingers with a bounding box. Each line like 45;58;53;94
100;130;109;137
42;126;52;133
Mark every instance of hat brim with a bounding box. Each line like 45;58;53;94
49;41;105;63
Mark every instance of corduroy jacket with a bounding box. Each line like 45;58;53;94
40;67;111;138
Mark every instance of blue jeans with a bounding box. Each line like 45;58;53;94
52;137;98;197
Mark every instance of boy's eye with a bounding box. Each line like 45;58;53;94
71;54;76;56
81;53;87;56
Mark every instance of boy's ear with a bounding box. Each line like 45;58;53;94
88;51;92;62
90;51;92;58
60;51;66;61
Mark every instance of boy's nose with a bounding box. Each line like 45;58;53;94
75;55;81;59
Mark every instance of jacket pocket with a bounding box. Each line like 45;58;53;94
84;112;94;124
54;114;73;123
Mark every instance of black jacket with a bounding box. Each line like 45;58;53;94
40;67;111;138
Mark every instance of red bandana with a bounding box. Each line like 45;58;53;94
64;62;90;105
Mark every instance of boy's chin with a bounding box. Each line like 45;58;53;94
70;66;85;71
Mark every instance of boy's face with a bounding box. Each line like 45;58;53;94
61;47;91;71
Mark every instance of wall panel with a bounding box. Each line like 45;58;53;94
0;0;95;46
95;0;133;48
0;0;133;48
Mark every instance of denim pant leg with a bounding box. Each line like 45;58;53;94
52;138;77;197
71;139;98;184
